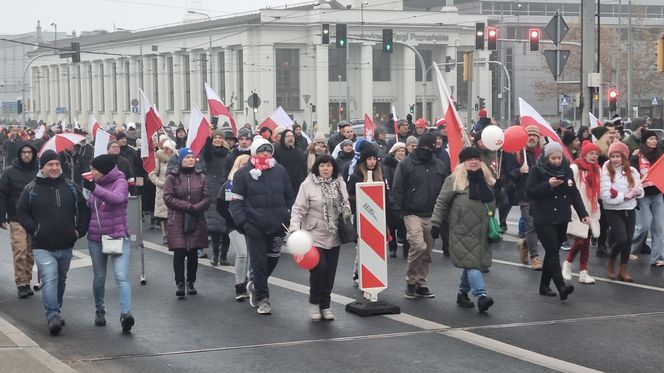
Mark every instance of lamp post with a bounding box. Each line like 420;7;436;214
50;23;57;55
187;11;212;85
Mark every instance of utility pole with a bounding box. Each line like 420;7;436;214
580;0;596;125
627;0;633;118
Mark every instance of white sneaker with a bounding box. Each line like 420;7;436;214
257;298;272;315
247;281;257;308
562;260;573;281
578;270;596;284
321;308;334;321
309;304;321;321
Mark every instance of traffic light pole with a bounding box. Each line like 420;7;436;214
21;53;51;124
393;41;428;123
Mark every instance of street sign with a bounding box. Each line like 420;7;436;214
302;94;311;105
634;107;639;117
560;95;570;106
247;93;261;109
56;106;67;114
543;50;570;81
652;96;659;106
545;12;569;46
131;98;139;107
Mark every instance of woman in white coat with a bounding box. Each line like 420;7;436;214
148;139;176;244
563;141;602;284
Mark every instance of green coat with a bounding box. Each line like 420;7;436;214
431;175;494;269
624;134;640;154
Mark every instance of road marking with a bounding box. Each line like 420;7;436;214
143;240;600;372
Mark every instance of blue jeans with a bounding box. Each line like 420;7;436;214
229;230;249;285
459;268;487;298
33;249;73;322
88;239;132;314
630;194;664;264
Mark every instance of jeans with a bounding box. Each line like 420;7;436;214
459;269;486;298
33;249;73;322
630;194;664;264
535;223;567;291
88;239;132;315
173;249;198;283
519;203;539;258
605;209;636;265
229;230;249;285
245;224;282;301
309;246;340;309
518;215;526;237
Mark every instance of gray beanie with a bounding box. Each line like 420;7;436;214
544;142;564;157
406;136;418;146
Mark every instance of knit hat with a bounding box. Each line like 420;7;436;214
478;109;488;118
107;141;120;150
415;118;428;128
250;136;274;156
526;125;541;138
260;127;272;135
418;133;436;151
238;127;253;139
162;139;177;153
562;131;576;146
359;147;378;164
630;117;647;130
115;132;127;140
211;129;225;138
273;127;286;138
158;134;169;144
435;118;446;129
90;154;117;175
39;150;58;169
178;147;195;164
458;147;481;162
580;140;600;158
591;126;609;140
544;142;564;158
406;136;418;147
641;129;658;143
389;142;406;155
340;139;353;148
313;133;326;144
608;141;629;159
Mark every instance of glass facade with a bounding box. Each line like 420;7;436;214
276;48;300;111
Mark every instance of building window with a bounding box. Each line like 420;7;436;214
183;54;191;111
152;58;159;110
372;47;390;81
415;49;433;82
328;102;347;126
111;62;118;112
167;56;174;111
217;51;226;102
373;102;391;124
200;53;208;110
275;48;300;111
87;64;93;111
237;50;244;110
328;47;346;81
99;64;105;112
124;60;130;112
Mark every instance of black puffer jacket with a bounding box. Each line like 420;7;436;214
222;147;251;181
390;150;448;217
335;150;354;174
203;140;229;233
273;135;307;194
0;144;39;222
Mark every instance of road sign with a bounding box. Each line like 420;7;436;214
302;94;311;105
545;12;569;46
543;50;570;81
131;98;139;107
247;93;261;109
560;95;570;106
56;107;67;114
652;96;659;106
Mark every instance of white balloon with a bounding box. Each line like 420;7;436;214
480;125;505;151
286;230;313;255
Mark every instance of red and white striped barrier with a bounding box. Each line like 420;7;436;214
356;179;388;300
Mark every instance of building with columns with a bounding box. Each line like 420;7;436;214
27;1;493;134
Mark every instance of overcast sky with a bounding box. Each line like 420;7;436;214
3;0;304;35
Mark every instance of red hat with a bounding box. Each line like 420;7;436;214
435;118;446;128
580;140;600;158
478;109;488;118
415;118;428;128
608;141;629;159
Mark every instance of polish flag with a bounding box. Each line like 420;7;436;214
204;83;237;136
433;64;467;169
34;124;46;139
519;97;573;161
588;112;603;128
391;105;399;136
187;104;211;157
364;113;376;141
139;89;164;173
90;115;101;137
260;106;294;135
94;129;111;158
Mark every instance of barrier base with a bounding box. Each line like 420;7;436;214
345;300;401;317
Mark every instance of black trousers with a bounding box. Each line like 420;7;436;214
605;209;636;265
210;233;231;258
309;246;340;310
173;248;198;284
387;210;409;255
598;201;610;248
245;225;282;301
534;222;568;291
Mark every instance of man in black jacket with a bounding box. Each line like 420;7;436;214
222;128;253;182
273;129;307;194
0;144;39;298
391;134;448;299
16;150;90;335
327;122;355;153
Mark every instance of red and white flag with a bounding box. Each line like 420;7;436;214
34;124;46;139
364;113;376;141
433;64;466;169
391;105;399;136
204;83;237;136
139;89;164;173
94;129;111;158
260;106;294;137
90;115;101;137
588;112;603;129
187;104;212;157
519;97;573;161
642;155;664;193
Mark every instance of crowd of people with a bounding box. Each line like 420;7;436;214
0;110;662;336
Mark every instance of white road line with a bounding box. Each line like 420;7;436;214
142;240;600;372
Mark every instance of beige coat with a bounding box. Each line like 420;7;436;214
290;174;350;250
567;164;601;238
148;150;169;219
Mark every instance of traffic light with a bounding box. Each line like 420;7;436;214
608;88;619;112
382;29;393;53
529;28;540;52
475;23;485;50
409;104;415;114
657;35;664;73
336;24;347;48
311;104;316;113
486;27;497;50
17;100;22;114
479;97;486;109
71;42;80;63
322;24;330;45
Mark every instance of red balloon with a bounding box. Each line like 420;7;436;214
502;126;528;153
293;246;320;270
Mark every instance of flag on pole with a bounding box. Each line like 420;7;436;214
139;89;163;173
74;120;82;130
518;97;573;161
90;115;101;138
588;112;603;129
204;83;237;136
260;106;294;132
34;125;46;139
187;104;212;157
94;129;111;158
432;64;466;169
391;105;399;136
642;155;664;193
363;113;376;141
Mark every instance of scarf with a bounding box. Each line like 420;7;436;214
574;158;600;213
317;176;349;233
249;155;276;180
468;169;494;203
536;153;572;180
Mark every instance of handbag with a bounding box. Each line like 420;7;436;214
184;213;197;235
485;203;503;243
95;201;124;256
338;215;357;244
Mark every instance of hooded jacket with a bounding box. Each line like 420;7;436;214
202;138;229;233
273;130;307;194
390;150;448;217
0;143;39;222
87;167;130;241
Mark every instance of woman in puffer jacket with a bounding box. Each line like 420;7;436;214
148;139;176;244
84;155;134;333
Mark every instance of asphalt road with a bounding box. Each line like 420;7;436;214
0;214;663;373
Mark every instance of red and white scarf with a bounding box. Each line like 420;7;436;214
249;155;276;180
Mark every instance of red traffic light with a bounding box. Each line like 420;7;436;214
486;26;498;50
528;28;540;51
488;28;497;38
530;29;540;38
608;89;619;99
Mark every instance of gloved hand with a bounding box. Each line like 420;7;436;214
430;225;440;239
83;178;96;192
609;188;618;199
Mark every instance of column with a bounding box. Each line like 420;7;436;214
49;65;58;123
91;61;103;122
314;44;330;135
359;43;374;120
157;55;168;113
172;52;184;125
189;49;204;115
103;60;113;123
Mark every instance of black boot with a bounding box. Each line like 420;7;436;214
456;292;474;308
210;245;220;266
187;281;197;295
176;282;185;297
219;235;231;265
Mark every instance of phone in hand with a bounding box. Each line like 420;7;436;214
555;175;565;180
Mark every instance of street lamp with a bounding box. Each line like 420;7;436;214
187;10;212;85
51;22;57;55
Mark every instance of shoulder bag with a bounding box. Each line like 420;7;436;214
485;203;503;243
95;201;124;255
